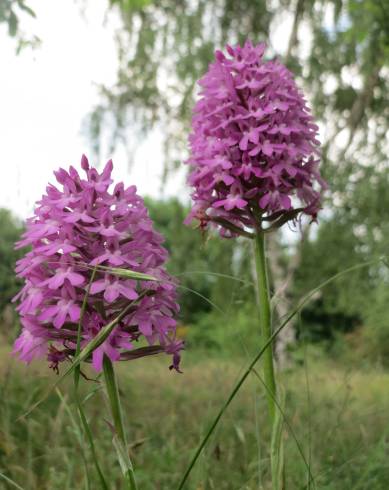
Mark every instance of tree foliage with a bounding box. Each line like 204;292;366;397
0;0;40;51
91;0;389;174
145;197;253;323
0;209;23;312
89;0;271;166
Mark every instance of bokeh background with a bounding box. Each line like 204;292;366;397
0;1;389;489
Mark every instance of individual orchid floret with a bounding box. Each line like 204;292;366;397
13;156;183;372
185;41;327;237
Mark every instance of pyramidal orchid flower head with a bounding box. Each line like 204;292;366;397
13;156;183;372
185;41;327;237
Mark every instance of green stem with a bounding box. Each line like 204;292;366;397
103;356;138;490
253;231;277;421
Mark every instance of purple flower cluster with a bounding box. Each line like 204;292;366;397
13;156;183;372
185;41;326;236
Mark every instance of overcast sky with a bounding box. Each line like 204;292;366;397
0;0;183;219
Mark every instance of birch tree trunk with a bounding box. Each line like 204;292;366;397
267;229;309;369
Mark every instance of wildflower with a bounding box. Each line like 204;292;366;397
185;41;326;236
13;156;182;372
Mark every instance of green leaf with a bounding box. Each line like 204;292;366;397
8;10;18;37
95;265;157;281
17;1;36;17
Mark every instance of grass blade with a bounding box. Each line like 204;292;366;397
94;265;157;281
177;258;382;489
103;356;138;490
176;270;254;286
0;471;25;490
55;388;92;490
76;397;109;490
73;266;109;489
74;265;98;389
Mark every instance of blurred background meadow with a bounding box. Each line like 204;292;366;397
1;0;389;488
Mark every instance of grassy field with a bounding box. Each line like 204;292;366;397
0;343;388;489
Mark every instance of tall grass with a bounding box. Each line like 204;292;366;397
0;345;388;489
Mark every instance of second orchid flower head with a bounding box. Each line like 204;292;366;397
185;41;327;238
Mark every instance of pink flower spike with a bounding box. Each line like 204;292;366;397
185;41;326;235
13;157;182;373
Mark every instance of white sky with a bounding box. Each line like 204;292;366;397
0;0;181;219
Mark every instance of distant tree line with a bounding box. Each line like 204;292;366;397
1;196;389;364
